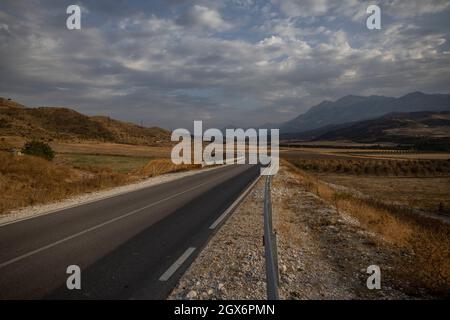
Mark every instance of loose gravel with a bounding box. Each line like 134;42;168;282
169;178;267;300
170;164;421;300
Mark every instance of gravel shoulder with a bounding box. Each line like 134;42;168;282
169;178;267;300
170;164;421;300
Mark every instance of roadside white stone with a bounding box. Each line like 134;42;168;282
186;290;197;299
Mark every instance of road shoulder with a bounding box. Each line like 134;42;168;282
169;178;266;300
0;165;222;226
170;164;425;300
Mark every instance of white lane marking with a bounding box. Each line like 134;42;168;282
0;171;234;270
209;174;261;230
159;247;196;282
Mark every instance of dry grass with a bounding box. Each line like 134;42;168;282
134;159;201;177
288;158;450;176
321;174;450;215
0;151;202;215
0;136;173;158
0;151;129;214
0;98;172;146
349;152;450;160
286;157;450;214
281;146;450;161
57;153;152;174
284;159;450;297
51;141;172;158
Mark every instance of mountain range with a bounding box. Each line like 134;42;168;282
280;92;450;134
2;91;449;150
315;110;450;148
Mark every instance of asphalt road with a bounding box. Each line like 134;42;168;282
0;164;260;299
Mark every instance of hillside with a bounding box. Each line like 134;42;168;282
281;92;450;134
314;111;450;149
0;98;171;146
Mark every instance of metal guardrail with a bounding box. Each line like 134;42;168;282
263;175;279;300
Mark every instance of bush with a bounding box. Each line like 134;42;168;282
21;140;55;161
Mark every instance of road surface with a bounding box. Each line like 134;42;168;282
0;164;259;299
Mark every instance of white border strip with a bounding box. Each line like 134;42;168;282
209;174;261;230
159;247;196;281
0;176;221;270
0;165;228;228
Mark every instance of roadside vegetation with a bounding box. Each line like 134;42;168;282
0;145;201;215
135;159;201;177
0;151;128;214
286;157;450;215
320;175;450;216
21;140;55;161
283;158;450;297
58;154;152;174
289;158;450;176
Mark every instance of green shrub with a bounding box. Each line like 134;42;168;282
21;141;55;161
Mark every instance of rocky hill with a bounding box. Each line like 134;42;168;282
0;98;171;146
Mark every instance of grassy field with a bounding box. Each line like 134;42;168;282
347;152;450;160
320;174;450;215
51;141;171;158
281;146;450;161
0;139;199;215
282;146;450;295
0;136;172;158
282;148;450;215
0;151;130;214
283;159;450;296
289;158;450;177
281;140;396;148
57;154;153;174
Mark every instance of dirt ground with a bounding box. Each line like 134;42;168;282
272;166;418;299
170;164;435;300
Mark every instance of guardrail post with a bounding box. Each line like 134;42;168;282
272;231;280;286
263;175;279;300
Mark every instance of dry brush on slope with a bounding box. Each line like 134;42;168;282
0;97;171;146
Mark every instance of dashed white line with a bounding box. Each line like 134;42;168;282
159;247;196;281
0;175;225;270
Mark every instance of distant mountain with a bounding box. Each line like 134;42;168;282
280;123;350;141
280;92;450;134
258;122;280;130
0;97;171;146
314;111;450;149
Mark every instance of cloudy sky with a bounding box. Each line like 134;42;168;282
1;0;450;129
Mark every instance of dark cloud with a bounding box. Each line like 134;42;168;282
0;0;449;129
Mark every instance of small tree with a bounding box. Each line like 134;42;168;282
22;140;55;161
